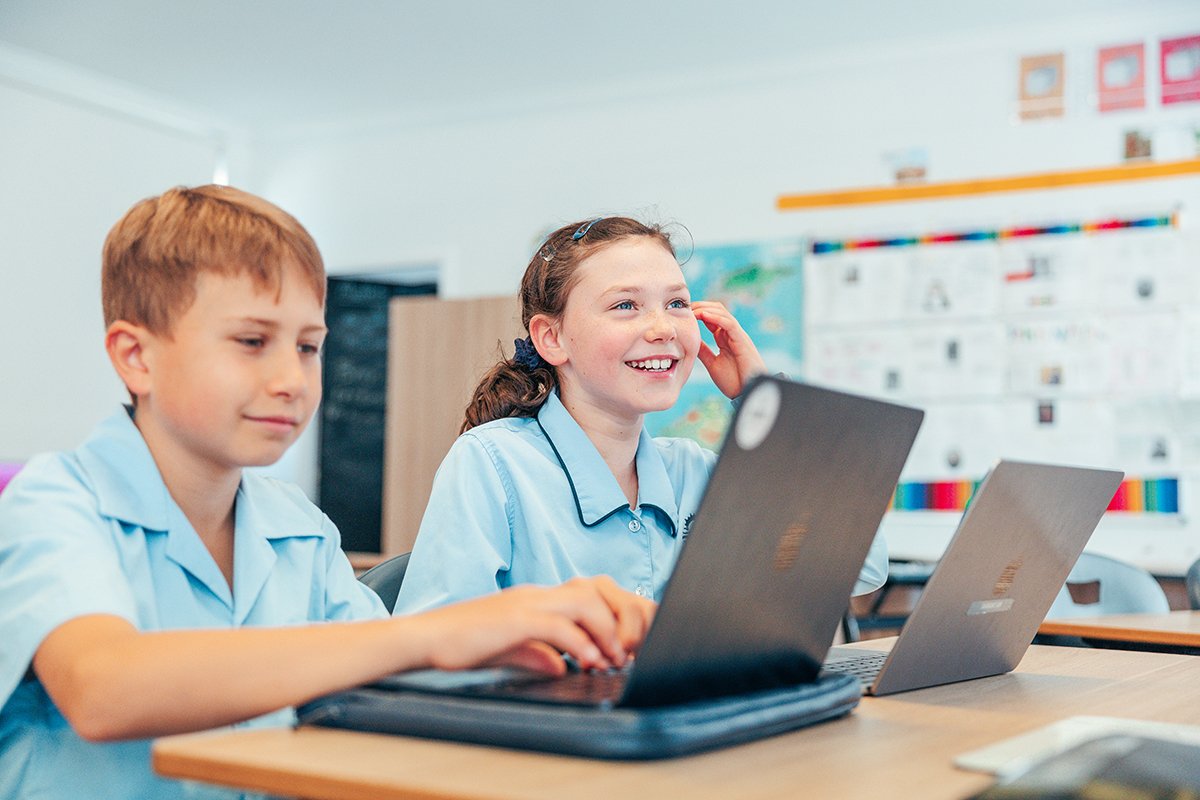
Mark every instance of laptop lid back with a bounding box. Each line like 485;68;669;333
622;377;924;707
870;460;1123;696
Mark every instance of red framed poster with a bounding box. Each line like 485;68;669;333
1098;43;1145;112
1161;34;1200;105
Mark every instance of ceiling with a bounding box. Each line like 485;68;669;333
0;0;1190;133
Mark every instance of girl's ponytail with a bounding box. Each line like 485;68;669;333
461;342;558;432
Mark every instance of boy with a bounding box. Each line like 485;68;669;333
0;185;654;799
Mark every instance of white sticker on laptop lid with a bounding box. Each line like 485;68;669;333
734;380;781;451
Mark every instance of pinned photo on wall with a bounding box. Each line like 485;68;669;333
1019;52;1065;120
1161;34;1200;105
882;146;928;185
1123;129;1153;161
1098;43;1145;112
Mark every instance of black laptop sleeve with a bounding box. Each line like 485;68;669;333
297;672;861;760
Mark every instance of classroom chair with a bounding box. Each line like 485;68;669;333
1186;556;1200;611
1045;552;1170;620
358;552;411;614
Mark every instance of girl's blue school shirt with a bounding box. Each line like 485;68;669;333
0;407;386;800
394;391;888;614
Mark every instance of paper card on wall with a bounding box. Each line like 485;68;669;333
905;322;1006;399
1094;228;1190;312
1001;398;1117;467
1113;400;1181;474
1161;34;1200;106
805;328;908;400
1005;318;1108;396
1106;312;1180;397
1000;237;1091;313
1098;42;1146;112
1177;314;1200;398
1175;400;1200;468
902;402;1005;481
1019;52;1065;120
806;249;909;326
903;243;1002;321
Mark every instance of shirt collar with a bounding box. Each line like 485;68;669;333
76;406;322;540
75;407;321;618
75;407;174;531
536;393;679;535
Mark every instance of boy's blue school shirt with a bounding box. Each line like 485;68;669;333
394;391;888;614
0;407;386;800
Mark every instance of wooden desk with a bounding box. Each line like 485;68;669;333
154;643;1200;800
1038;610;1200;650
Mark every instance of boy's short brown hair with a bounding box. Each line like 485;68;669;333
102;185;326;335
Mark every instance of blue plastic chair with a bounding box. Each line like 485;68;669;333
1186;556;1200;611
1046;552;1170;620
358;552;411;614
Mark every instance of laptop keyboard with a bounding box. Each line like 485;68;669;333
822;651;888;687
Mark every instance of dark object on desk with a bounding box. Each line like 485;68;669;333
358;552;410;613
319;277;436;553
967;734;1200;799
302;671;861;760
299;377;922;759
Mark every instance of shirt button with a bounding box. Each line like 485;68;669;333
627;518;642;532
635;585;649;597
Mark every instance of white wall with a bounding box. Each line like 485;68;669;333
254;8;1200;296
0;62;225;459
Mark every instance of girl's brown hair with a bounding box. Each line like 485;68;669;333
461;216;676;432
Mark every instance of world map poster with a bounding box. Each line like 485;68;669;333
644;239;805;449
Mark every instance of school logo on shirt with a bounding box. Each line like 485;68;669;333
681;513;695;541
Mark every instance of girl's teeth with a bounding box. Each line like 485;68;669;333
629;359;672;371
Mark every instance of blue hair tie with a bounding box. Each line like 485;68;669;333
513;337;546;371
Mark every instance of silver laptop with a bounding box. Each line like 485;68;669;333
824;460;1123;696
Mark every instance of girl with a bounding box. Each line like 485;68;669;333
395;217;887;613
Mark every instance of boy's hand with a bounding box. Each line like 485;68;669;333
692;301;767;399
412;576;656;675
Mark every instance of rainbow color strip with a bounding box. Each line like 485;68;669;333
892;480;981;511
892;475;1179;514
1107;478;1179;513
811;213;1175;254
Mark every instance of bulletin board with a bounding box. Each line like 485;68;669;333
788;161;1200;575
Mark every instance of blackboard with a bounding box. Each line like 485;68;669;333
320;277;436;553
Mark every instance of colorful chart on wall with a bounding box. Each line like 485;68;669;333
805;214;1192;515
644;239;805;449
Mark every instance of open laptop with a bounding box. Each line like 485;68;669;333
299;376;925;758
823;459;1123;696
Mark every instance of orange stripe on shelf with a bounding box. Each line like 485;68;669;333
776;159;1200;210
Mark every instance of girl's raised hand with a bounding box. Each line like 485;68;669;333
692;301;767;399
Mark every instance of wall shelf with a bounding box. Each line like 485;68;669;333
776;158;1200;210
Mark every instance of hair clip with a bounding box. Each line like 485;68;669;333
513;336;546;371
539;244;556;263
572;217;604;240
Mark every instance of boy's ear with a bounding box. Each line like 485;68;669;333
105;321;154;398
528;314;568;367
